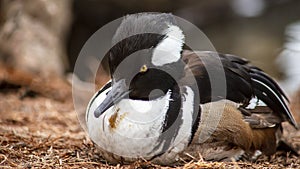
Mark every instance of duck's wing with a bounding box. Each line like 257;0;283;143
180;50;297;128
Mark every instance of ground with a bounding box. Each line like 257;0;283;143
0;76;300;168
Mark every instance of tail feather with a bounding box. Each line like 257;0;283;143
251;78;298;129
250;69;289;102
251;73;287;104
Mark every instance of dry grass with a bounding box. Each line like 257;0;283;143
0;82;300;168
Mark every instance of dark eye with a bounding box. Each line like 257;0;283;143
140;64;148;73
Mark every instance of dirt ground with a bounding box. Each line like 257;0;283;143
0;75;300;168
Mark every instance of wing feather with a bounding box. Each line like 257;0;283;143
181;50;298;128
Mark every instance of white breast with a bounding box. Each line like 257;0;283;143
86;83;195;165
87;86;172;159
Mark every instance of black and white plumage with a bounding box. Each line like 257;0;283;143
86;13;298;165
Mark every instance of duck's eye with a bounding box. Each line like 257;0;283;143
140;64;148;73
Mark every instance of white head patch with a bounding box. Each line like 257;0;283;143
151;25;185;66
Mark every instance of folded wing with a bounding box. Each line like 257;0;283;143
181;50;297;128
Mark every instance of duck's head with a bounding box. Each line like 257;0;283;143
94;13;186;118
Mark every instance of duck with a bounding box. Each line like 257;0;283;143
86;13;298;165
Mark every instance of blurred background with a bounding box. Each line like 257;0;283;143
68;0;300;80
0;0;300;95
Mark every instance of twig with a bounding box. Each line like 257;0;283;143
0;154;7;165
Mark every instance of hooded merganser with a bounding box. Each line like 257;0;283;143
86;13;298;165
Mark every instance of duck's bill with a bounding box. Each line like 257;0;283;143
94;79;130;118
